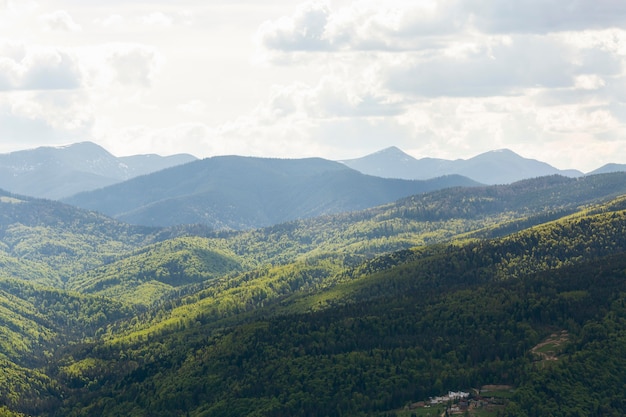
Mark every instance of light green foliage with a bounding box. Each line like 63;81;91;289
67;237;244;306
1;175;626;416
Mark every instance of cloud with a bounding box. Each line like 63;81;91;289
177;99;208;116
253;74;405;123
384;35;579;97
0;0;37;16
95;14;125;28
574;74;606;91
256;1;626;55
39;10;82;32
139;12;173;27
106;45;162;88
465;0;626;34
0;43;83;91
21;50;83;90
197;76;413;159
99;123;215;157
256;2;333;52
0;90;93;148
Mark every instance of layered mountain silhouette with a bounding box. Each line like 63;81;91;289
63;156;480;229
340;146;585;184
0;142;196;199
588;163;626;175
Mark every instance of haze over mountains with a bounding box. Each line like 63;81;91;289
0;142;196;199
63;156;479;229
2;142;624;202
340;146;592;184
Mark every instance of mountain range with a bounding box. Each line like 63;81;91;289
3;142;625;204
2;141;624;230
63;156;479;229
0;141;196;199
340;146;593;184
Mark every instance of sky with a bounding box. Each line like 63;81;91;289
1;0;626;172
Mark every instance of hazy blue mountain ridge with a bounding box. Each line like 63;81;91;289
0;142;196;199
340;146;586;184
588;163;626;175
63;156;481;229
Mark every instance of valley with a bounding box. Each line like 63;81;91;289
0;169;625;416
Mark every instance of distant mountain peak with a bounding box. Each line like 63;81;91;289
55;141;103;149
342;146;583;184
0;142;197;199
374;146;405;154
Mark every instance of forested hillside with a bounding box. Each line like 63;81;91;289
53;196;626;417
1;174;626;416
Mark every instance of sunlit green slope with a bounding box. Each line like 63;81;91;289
2;174;626;416
54;195;626;417
67;237;246;307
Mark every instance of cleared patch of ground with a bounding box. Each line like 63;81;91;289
531;330;569;362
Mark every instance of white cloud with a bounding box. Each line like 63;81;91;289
105;45;162;88
0;43;82;91
95;14;124;28
139;12;173;27
257;2;332;52
99;123;215;157
574;74;606;90
177;99;208;116
1;0;626;172
21;49;82;90
0;90;93;148
39;10;82;32
0;0;37;16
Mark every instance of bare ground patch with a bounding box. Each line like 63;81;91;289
531;330;569;361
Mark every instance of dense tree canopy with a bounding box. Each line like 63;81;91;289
1;175;626;416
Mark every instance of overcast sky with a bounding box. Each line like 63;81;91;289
1;0;625;171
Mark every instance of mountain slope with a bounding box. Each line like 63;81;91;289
0;189;160;286
0;142;196;199
78;173;626;348
2;174;626;416
341;146;583;184
53;195;626;417
0;277;134;416
67;237;245;306
63;156;480;229
588;162;626;175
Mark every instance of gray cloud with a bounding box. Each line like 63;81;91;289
385;35;578;97
466;0;626;34
258;1;626;54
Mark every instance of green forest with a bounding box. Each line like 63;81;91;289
2;173;626;416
